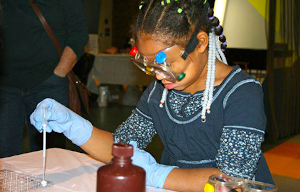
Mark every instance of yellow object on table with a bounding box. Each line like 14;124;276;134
204;183;215;192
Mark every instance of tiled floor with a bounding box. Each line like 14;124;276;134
23;89;300;191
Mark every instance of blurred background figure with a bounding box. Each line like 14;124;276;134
103;46;119;54
0;0;88;157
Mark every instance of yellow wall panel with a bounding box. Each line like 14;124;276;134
247;0;267;19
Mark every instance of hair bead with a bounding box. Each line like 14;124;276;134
207;8;214;17
219;34;226;42
212;17;220;27
207;11;226;45
139;1;144;10
161;1;165;6
221;42;227;50
177;8;183;13
159;88;168;108
215;34;228;58
215;25;223;35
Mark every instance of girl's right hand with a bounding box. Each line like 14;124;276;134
30;98;93;146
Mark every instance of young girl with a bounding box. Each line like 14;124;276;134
30;0;274;191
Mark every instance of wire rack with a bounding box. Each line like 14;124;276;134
0;163;52;192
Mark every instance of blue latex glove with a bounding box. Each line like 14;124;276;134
130;141;177;189
30;98;93;146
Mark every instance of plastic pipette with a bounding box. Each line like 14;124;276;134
41;107;48;187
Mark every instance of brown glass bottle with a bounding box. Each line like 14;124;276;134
97;143;146;192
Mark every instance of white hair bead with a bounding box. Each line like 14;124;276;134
159;88;168;108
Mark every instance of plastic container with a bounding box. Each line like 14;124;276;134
204;174;278;192
97;86;109;107
96;143;146;192
244;180;278;192
204;174;245;192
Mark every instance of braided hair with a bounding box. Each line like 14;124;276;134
132;0;226;49
132;0;228;122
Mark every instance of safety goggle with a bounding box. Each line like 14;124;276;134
130;45;191;83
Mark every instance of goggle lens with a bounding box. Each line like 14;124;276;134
130;46;187;83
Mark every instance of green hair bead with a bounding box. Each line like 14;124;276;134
203;0;208;4
177;8;183;13
139;1;144;10
166;0;171;4
161;1;165;6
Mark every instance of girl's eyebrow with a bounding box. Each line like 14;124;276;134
139;52;156;58
139;46;171;57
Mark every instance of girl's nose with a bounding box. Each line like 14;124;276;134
155;73;164;81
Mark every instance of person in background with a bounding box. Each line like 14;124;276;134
103;46;119;54
0;0;88;158
31;0;274;191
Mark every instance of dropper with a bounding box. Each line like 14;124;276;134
41;107;48;187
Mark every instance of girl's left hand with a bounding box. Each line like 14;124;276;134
130;141;177;189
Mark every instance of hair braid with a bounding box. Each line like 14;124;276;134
153;3;169;35
132;0;210;47
141;0;156;31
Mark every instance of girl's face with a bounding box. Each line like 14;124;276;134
136;33;209;94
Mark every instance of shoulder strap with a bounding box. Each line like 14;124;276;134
29;0;63;56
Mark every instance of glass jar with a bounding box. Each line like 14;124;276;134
244;180;278;192
204;174;245;192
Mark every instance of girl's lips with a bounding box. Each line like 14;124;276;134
163;83;175;89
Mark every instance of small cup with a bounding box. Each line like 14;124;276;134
244;180;278;192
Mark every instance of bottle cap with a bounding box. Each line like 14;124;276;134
112;143;133;157
155;52;167;64
130;46;138;56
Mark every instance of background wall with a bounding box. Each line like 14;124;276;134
82;0;140;52
223;0;267;50
98;0;113;52
112;0;140;50
82;0;102;34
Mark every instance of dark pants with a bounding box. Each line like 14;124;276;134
0;74;68;158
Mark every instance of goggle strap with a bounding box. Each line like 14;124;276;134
181;3;209;60
181;52;189;60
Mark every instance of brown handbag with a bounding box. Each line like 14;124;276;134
29;0;90;115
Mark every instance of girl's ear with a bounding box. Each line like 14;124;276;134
196;31;209;53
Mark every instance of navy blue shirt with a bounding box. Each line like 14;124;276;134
0;0;88;88
114;66;274;184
